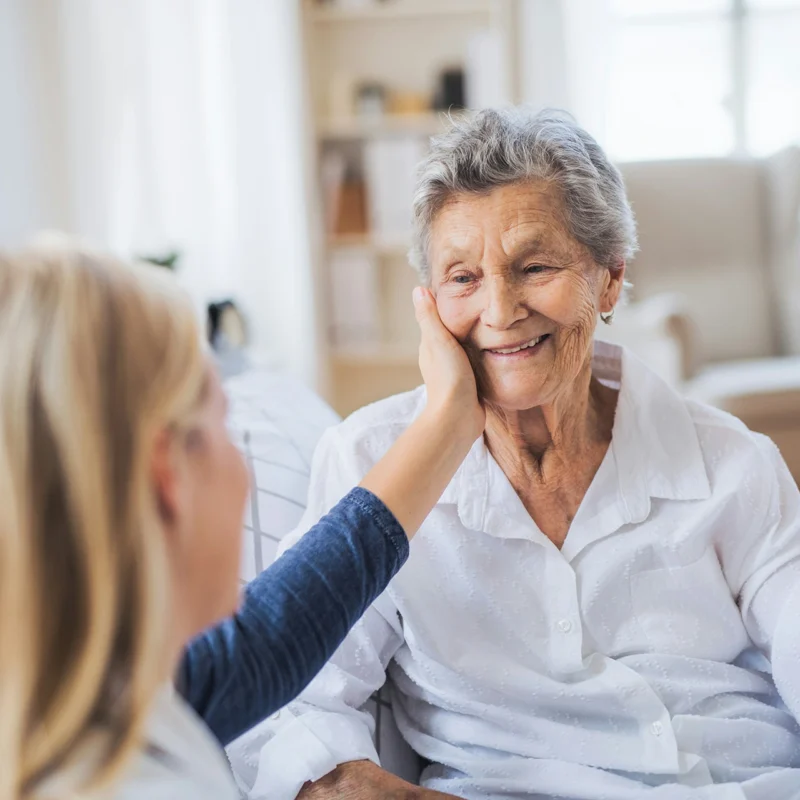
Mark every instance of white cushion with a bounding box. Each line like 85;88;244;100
687;357;800;412
225;367;420;781
225;368;339;584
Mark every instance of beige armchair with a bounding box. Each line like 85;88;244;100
605;148;800;482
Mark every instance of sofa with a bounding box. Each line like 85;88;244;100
224;148;800;793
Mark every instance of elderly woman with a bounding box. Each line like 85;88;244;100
229;108;800;800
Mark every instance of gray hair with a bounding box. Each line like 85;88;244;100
409;108;638;284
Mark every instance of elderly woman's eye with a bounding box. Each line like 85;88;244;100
524;264;550;275
452;273;475;285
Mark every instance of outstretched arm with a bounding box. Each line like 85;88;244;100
178;288;484;747
178;486;408;746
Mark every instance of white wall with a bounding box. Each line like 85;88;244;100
0;0;69;246
516;0;613;141
0;0;323;390
225;0;324;389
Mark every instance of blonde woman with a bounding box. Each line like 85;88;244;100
0;245;483;799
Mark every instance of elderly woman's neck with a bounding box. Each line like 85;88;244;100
484;367;616;481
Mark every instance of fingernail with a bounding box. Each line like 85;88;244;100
412;287;425;306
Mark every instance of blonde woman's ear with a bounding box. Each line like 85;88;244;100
151;429;184;528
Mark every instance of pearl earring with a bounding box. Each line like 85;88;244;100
600;308;615;325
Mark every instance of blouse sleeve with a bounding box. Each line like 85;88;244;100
729;436;800;722
176;486;409;746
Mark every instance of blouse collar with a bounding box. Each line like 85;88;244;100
438;341;711;547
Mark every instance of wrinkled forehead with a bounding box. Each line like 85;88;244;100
428;181;579;274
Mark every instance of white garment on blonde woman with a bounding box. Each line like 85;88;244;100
39;688;239;799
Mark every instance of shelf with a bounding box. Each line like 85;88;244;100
328;233;410;255
318;111;465;140
333;345;419;365
310;0;490;24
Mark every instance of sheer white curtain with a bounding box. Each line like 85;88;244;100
51;0;238;307
517;0;615;145
1;0;321;386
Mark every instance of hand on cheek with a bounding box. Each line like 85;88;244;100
432;292;490;400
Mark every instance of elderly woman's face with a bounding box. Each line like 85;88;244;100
429;181;621;411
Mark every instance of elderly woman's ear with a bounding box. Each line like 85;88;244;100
600;260;626;316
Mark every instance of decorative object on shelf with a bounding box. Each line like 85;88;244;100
207;300;247;350
336;179;369;235
434;67;466;111
329;247;380;348
321;148;347;234
136;249;181;270
321;148;370;236
388;90;429;116
364;136;427;240
356;81;387;118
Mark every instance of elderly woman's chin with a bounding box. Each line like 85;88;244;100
478;360;559;412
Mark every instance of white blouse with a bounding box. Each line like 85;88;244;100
230;342;800;800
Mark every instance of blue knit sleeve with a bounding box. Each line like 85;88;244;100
177;487;409;746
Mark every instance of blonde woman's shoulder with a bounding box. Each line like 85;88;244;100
102;690;239;800
112;757;239;800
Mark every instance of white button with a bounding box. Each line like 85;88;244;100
651;721;663;737
557;618;573;634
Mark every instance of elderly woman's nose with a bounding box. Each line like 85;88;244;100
482;275;526;328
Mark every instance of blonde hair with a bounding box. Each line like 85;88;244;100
0;245;208;798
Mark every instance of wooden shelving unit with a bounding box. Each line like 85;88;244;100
303;0;517;416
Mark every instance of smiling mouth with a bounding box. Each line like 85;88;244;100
485;334;550;355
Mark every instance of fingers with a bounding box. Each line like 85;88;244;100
413;287;450;344
412;286;432;320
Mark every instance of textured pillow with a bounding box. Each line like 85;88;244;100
224;367;339;584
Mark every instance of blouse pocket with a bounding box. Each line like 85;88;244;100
630;547;750;661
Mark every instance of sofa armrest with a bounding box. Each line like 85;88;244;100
687;356;800;483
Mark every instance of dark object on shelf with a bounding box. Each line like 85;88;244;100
434;67;466;111
137;249;181;270
207;300;247;350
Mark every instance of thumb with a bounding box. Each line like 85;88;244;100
412;286;431;314
413;286;441;322
413;287;445;340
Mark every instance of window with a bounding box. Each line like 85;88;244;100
607;0;800;160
